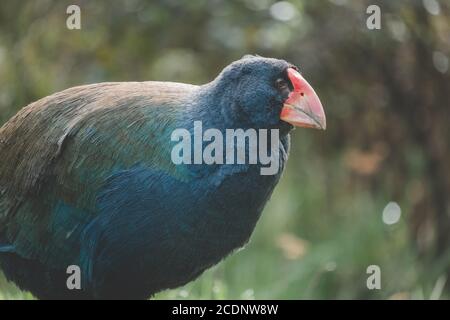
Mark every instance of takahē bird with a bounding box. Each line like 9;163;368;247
0;56;325;299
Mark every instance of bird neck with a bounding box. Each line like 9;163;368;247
187;80;236;131
191;79;292;136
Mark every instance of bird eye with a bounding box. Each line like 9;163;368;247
275;78;289;90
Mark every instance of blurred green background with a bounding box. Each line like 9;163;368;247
0;0;449;299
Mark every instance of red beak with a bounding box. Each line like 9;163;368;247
280;68;326;130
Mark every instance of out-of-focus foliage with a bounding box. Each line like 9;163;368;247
0;0;449;299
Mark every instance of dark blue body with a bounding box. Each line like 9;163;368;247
80;134;290;298
0;56;296;299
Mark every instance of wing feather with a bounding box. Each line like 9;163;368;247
0;81;197;265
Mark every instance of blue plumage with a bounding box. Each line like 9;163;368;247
0;56;313;299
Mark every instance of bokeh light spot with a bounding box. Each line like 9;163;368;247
382;202;402;225
270;1;298;22
432;51;449;74
423;0;440;16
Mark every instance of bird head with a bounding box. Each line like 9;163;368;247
212;55;326;131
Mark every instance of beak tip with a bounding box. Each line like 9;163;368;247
320;119;326;130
